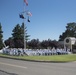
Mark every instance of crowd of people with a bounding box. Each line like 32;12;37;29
0;47;71;56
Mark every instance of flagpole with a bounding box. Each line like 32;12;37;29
23;0;26;50
24;18;26;50
23;0;31;50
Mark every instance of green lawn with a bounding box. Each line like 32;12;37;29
0;54;76;62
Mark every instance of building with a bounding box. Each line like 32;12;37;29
64;37;76;52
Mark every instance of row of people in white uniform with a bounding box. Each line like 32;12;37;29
2;48;71;56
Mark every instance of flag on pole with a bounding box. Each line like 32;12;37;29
26;12;32;16
24;0;28;6
19;14;25;19
27;17;30;22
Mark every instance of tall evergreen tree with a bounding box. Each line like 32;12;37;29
12;24;24;48
21;23;30;41
12;23;30;48
0;23;3;49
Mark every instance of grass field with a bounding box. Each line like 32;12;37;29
0;54;76;62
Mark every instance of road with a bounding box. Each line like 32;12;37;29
0;57;76;75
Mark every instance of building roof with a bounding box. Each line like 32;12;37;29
65;37;76;41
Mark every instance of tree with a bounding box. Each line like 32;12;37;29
12;23;30;48
59;22;76;41
40;39;59;49
21;23;30;42
5;37;15;48
12;24;23;48
0;23;4;49
51;40;60;48
40;40;49;49
27;39;40;49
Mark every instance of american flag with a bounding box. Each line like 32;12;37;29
27;12;32;16
24;0;28;6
